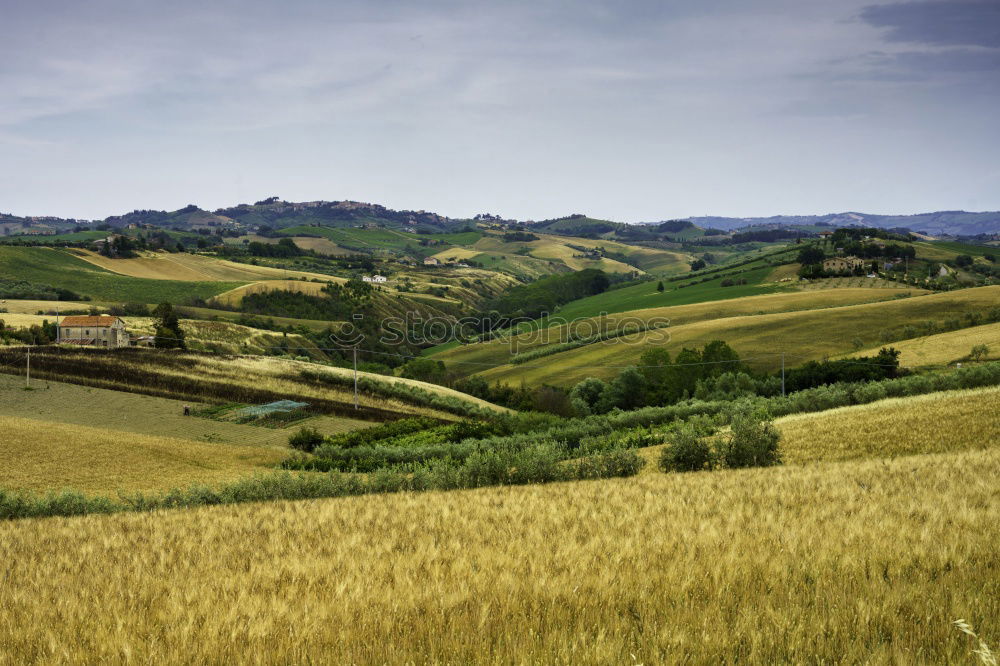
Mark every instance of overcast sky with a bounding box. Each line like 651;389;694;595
2;0;998;221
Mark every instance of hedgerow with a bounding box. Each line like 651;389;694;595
0;444;646;521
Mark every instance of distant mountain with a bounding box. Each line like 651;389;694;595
687;211;1000;237
3;199;1000;238
103;198;461;232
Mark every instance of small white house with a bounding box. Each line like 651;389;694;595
372;275;387;283
362;276;373;283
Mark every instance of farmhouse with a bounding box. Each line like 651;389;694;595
372;274;387;283
59;315;130;348
423;257;440;266
822;256;866;273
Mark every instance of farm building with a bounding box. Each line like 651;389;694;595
59;315;130;348
372;275;387;283
822;256;866;273
423;257;440;266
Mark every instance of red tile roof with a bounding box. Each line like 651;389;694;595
60;316;122;328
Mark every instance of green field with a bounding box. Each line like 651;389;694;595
917;239;997;259
276;226;428;254
552;266;785;321
0;246;244;303
1;230;108;243
467;286;1000;387
431;286;925;372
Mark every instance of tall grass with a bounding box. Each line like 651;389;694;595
0;447;996;662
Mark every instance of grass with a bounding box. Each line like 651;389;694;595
288;236;352;256
432;286;931;373
0;299;99;314
71;249;337;282
546;266;787;321
0;374;374;447
208;279;337;307
775;385;1000;463
0;347;505;420
0;415;287;494
471;286;999;386
844;322;1000;367
0;246;243;303
0;445;995;662
1;230;108;242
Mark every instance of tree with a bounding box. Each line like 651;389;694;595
796;245;825;265
398;357;447;384
598;366;647;412
970;344;990;361
690;258;706;271
289;427;324;453
954;254;974;268
153;302;185;349
656;281;665;293
570;377;608;416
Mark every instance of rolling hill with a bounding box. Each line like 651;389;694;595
453;287;998;387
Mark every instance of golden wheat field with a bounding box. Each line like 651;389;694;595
0;446;996;664
778;385;1000;462
851;322;1000;367
0;415;287;494
69;248;336;282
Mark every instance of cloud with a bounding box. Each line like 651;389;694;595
860;0;1000;47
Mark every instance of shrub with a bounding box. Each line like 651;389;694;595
289;426;325;453
717;407;781;469
659;426;712;472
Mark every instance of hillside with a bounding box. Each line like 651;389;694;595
430;286;930;377
0;347;506;421
0;415;288;495
691;210;1000;236
462;287;999;387
1;387;996;661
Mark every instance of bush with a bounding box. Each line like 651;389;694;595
717;407;781;469
289;426;325;453
659;426;713;472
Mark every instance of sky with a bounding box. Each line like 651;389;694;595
1;0;998;222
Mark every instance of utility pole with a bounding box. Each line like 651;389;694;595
781;352;785;397
353;347;359;410
25;346;30;389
